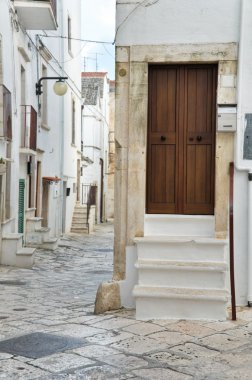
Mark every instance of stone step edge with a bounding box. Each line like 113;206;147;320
26;238;58;245
71;226;88;229
134;236;227;245
17;248;36;256
70;229;88;233
2;233;23;240
34;227;50;233
136;260;228;271
71;224;87;227
44;238;58;243
26;217;43;221
133;286;229;301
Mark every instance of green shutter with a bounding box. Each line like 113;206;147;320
18;179;25;233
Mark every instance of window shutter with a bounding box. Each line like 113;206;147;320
18;179;25;233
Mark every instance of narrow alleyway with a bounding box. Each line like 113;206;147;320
0;223;252;379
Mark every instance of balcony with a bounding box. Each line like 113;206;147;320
13;0;57;30
0;85;12;141
20;106;37;155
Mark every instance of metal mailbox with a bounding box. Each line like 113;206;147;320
217;105;237;132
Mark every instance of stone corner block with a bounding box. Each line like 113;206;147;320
94;281;121;314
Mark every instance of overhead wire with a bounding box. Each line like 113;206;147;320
4;0;113;117
114;0;160;43
37;34;113;45
18;26;83;100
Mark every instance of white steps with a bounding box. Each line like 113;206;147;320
145;214;215;237
33;237;58;250
136;259;227;289
135;237;226;262
1;233;36;268
134;286;228;321
26;218;58;250
16;248;36;268
134;215;229;321
71;204;90;234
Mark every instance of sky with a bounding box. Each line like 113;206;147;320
82;0;116;79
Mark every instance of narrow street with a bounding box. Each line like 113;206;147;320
0;224;252;379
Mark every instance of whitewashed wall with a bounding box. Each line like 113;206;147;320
116;0;241;45
0;0;82;239
115;0;252;306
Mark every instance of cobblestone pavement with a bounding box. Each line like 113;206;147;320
0;223;252;379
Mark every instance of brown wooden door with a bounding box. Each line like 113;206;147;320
147;64;217;215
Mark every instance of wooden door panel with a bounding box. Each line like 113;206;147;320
147;64;217;215
185;145;212;209
151;68;177;134
147;66;178;213
184;66;216;214
149;145;176;206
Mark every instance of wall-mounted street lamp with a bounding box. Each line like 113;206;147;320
36;76;68;96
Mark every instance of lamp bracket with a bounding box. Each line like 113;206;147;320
36;76;68;96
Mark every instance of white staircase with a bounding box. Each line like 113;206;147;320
71;203;96;234
1;233;35;268
71;204;89;234
26;217;58;250
133;215;229;321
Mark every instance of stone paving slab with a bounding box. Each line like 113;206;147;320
29;352;95;373
0;223;252;379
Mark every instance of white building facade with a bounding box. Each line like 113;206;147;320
96;0;252;320
0;0;82;267
81;72;109;225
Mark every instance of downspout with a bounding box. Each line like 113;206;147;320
248;173;252;304
59;0;65;234
235;0;252;304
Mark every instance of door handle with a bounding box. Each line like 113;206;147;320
160;136;166;141
196;136;202;142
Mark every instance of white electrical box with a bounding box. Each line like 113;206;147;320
217;105;237;132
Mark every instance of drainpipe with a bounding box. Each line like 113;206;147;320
248;173;252;304
59;0;65;234
236;0;252;304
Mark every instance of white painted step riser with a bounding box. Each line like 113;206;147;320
27;242;58;250
135;298;227;320
16;256;34;268
137;243;226;262
26;220;42;232
71;229;88;233
26;232;50;245
2;239;23;254
138;269;226;289
145;215;215;237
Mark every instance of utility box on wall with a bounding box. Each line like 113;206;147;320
217;105;237;132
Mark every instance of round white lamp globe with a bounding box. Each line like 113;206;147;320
53;80;68;96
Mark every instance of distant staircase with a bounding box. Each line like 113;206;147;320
71;203;96;234
71;204;89;234
133;215;229;321
25;217;58;250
